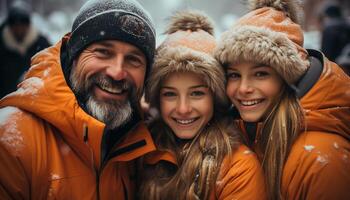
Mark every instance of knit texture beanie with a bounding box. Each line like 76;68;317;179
66;0;156;72
146;10;229;111
215;0;310;85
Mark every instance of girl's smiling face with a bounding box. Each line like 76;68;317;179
160;72;213;139
226;62;283;122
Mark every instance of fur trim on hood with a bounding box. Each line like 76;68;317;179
2;24;39;55
146;10;229;112
215;0;309;85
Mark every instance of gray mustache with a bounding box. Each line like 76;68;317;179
91;74;131;91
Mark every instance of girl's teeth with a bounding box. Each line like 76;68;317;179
241;100;261;106
176;119;195;125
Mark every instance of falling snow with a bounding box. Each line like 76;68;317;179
60;143;71;155
316;155;328;165
333;142;339;149
0;107;24;155
10;77;44;98
51;173;61;181
243;150;253;155
43;68;51;77
304;145;315;152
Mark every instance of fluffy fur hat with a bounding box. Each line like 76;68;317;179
215;0;310;85
146;10;229;112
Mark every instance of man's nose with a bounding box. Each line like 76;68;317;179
105;55;127;80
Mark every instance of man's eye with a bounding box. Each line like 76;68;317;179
95;48;111;57
126;55;145;68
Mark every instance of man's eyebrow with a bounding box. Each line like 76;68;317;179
95;41;114;48
129;49;145;57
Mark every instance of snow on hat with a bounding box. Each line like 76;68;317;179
67;0;156;73
215;0;310;85
146;10;229;111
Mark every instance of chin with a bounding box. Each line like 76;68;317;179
241;115;261;123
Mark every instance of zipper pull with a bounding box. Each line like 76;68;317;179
83;123;89;143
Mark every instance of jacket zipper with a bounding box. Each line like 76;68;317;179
83;123;100;200
86;121;148;199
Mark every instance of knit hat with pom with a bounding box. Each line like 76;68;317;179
146;10;229;112
215;0;310;86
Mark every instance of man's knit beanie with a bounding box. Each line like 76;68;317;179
67;0;156;74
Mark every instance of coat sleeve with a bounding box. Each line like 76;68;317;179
0;107;48;200
216;145;267;200
0;135;30;199
282;131;350;200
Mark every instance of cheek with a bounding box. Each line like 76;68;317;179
261;81;282;99
226;82;237;100
76;52;107;79
160;99;172;119
199;97;214;121
128;69;146;89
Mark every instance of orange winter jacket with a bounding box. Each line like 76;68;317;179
238;50;350;200
0;37;156;199
143;145;267;200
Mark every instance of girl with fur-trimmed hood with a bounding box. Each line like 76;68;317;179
215;0;350;199
137;10;267;200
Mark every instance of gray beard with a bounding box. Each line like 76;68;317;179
69;67;135;130
85;94;133;129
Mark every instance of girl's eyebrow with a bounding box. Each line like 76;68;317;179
253;63;269;69
161;85;208;90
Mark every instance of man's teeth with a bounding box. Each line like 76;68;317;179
240;100;262;106
176;119;196;125
100;84;123;94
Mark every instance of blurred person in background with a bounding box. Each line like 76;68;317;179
336;43;350;76
319;2;350;62
0;0;50;98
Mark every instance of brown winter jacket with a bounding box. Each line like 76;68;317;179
143;145;267;200
238;50;350;200
0;37;156;199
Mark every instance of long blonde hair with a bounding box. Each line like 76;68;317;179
259;85;304;200
138;114;241;200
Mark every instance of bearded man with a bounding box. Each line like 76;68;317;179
0;0;156;199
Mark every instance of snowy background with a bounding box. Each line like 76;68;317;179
0;0;321;49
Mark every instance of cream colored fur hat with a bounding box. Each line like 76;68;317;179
146;10;229;111
215;0;310;85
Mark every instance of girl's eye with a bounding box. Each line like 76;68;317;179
191;91;205;97
255;71;269;77
162;91;176;97
227;72;240;80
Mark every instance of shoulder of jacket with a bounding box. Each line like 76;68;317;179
285;131;349;171
220;145;261;175
0;106;51;154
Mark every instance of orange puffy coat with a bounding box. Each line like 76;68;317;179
142;144;267;200
0;37;156;199
238;50;350;200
